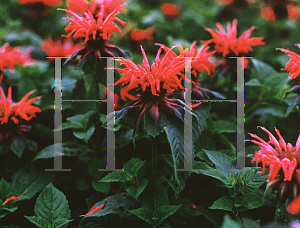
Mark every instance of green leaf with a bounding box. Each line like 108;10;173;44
130;205;181;227
76;178;91;191
144;111;167;138
77;222;103;228
286;95;300;117
245;78;261;86
239;169;268;193
85;193;139;218
99;171;133;183
238;193;264;211
10;137;27;158
11;168;54;200
124;178;148;199
214;120;236;134
26;139;38;153
3;225;19;228
65;110;96;131
92;180;110;194
250;58;276;84
33;183;72;227
199;168;231;186
123;158;147;179
25;216;51;228
204;150;235;172
73;124;95;143
34;142;91;160
0;178;13;201
209;196;234;211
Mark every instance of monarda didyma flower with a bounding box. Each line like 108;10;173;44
0;87;41;142
61;0;129;66
278;44;300;79
157;42;216;99
114;46;186;134
0;43;34;84
250;127;300;214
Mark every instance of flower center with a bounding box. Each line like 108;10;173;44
277;148;300;164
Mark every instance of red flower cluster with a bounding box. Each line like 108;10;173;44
67;0;125;17
278;44;300;79
203;19;264;57
0;43;34;83
260;1;299;21
250;127;300;214
115;46;184;97
62;6;126;43
41;37;84;58
160;3;181;19
130;28;155;43
19;0;62;6
0;87;41;141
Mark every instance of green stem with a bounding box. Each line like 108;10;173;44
94;58;101;148
152;136;158;178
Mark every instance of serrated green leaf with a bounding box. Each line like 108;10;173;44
209;196;234;211
123;158;147;179
200;168;231;186
239;169;268;193
91;180;110;194
99;171;133;183
34;183;71;227
25;216;51;228
10;137;27;158
144;111;166;138
11;168;54;200
73;124;95;143
129;207;153;225
238;192;264;211
26;139;38;153
124;178;148;199
34;142;91;160
251;58;276;84
85;193;139;218
204;150;235;172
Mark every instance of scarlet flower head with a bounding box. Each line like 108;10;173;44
19;0;62;6
67;0;126;16
0;43;34;83
130;28;155;43
114;46;189;134
157;42;217;99
277;44;300;79
0;87;41;141
203;19;264;57
250;127;300;213
160;3;181;19
62;7;126;43
41;37;84;58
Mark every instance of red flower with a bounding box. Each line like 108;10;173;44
157;42;217;99
160;3;181;19
287;4;299;21
67;0;125;16
115;46;184;96
0;43;34;83
62;7;126;43
250;127;300;213
0;87;41;141
278;44;300;79
67;0;90;14
19;0;62;6
114;46;186;131
41;37;84;58
260;5;276;21
83;203;105;217
203;19;264;57
192;204;197;209
130;28;155;43
2;195;22;206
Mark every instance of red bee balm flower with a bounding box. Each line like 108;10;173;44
278;44;300;79
114;46;186;132
0;43;34;83
160;3;181;19
250;127;300;213
203;19;264;57
2;195;22;206
130;28;155;43
83;203;105;217
62;6;126;42
41;37;84;58
0;87;41;141
19;0;62;6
